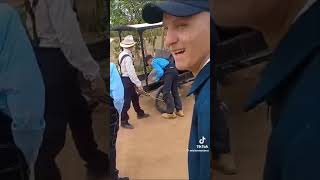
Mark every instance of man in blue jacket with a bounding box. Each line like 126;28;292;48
0;3;45;179
109;63;129;180
144;55;183;119
142;0;211;179
214;0;320;179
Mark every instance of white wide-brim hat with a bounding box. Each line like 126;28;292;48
120;35;136;48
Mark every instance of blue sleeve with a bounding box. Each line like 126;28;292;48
188;88;211;180
197;98;211;180
0;5;45;169
109;63;124;114
152;59;164;81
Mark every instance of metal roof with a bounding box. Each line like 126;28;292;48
111;22;163;32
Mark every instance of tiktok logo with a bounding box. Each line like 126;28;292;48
199;136;206;144
197;136;208;149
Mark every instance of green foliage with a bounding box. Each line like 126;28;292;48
110;0;155;25
110;0;164;62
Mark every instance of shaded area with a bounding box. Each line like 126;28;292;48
213;64;271;180
56;106;108;180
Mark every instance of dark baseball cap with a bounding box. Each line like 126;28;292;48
142;0;209;24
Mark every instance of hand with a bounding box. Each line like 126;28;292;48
91;76;106;98
137;86;146;95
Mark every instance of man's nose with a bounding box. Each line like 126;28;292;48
164;29;178;48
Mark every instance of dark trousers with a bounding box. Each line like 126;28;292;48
213;100;231;158
162;65;182;113
0;112;29;180
120;77;144;124
33;48;108;180
109;102;120;179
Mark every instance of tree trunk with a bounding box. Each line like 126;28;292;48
161;28;165;49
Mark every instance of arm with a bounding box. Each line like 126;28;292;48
1;6;45;168
110;63;124;114
188;97;211;180
152;60;164;82
270;54;320;180
46;0;100;81
123;56;142;87
197;98;211;180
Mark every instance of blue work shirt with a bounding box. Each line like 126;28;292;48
110;63;124;114
0;3;45;167
151;57;169;81
187;62;211;180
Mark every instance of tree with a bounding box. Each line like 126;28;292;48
110;0;164;71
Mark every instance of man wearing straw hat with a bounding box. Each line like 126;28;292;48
118;35;150;129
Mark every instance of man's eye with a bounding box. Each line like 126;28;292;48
177;24;187;30
163;27;168;35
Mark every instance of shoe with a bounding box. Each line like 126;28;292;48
161;113;177;119
214;153;238;175
121;123;134;129
137;113;150;119
176;110;184;117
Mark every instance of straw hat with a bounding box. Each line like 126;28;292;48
120;35;136;48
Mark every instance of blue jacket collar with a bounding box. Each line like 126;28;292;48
188;62;211;96
245;0;320;111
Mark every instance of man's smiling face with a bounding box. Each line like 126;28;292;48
163;12;210;73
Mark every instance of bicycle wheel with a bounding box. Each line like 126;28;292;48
155;86;167;113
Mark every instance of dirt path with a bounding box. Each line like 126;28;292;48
56;107;108;180
116;83;194;180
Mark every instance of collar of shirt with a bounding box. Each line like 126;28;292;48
187;61;210;96
201;57;210;69
245;0;320;111
292;0;318;23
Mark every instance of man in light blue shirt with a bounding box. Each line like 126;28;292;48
0;3;45;179
144;55;183;119
109;63;128;180
110;63;124;115
148;57;170;82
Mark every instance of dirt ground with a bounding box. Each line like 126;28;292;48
116;83;194;180
53;82;193;180
54;64;271;180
